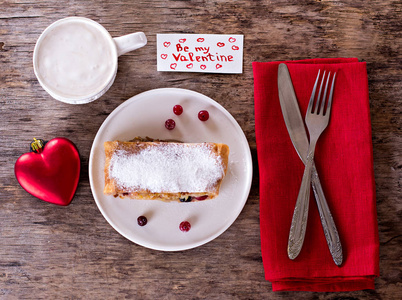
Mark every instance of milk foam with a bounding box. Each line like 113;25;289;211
35;19;116;101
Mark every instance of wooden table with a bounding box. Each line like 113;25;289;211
1;1;401;298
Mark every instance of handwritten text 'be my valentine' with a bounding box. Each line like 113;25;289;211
172;44;234;62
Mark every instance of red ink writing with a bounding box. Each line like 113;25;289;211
176;43;190;52
195;47;210;54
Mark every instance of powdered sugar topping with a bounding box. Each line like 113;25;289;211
109;143;225;193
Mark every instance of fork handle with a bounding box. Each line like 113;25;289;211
288;150;315;260
311;165;343;266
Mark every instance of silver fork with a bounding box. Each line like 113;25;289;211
288;70;336;260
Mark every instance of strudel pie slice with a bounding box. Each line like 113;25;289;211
104;140;229;201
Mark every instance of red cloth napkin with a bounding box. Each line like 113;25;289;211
253;58;379;292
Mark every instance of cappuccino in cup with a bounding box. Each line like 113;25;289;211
33;17;147;104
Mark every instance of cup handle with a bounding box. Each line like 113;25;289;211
113;32;147;56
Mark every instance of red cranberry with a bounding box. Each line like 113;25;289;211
165;119;176;130
173;105;183;115
137;216;147;226
195;195;208;201
198;110;209;121
179;221;191;232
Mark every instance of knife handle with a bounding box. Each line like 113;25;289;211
311;163;343;266
288;151;315;260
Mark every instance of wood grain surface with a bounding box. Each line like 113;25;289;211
1;0;401;299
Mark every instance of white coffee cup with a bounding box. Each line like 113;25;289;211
33;17;147;104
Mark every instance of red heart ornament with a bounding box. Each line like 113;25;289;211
160;54;168;59
15;138;80;206
217;42;225;47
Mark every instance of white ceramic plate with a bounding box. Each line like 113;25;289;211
89;88;252;251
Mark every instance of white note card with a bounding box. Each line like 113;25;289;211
157;34;244;74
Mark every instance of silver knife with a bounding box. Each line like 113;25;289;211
278;63;343;266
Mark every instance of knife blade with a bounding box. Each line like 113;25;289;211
278;63;343;266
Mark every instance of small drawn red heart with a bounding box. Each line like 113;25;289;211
200;65;207;70
232;45;239;51
186;63;193;69
229;37;236;43
170;63;177;70
216;64;223;69
161;54;168;59
179;39;186;43
217;42;225;47
163;42;171;48
197;38;205;42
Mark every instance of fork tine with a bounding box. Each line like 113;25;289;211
318;71;331;115
314;71;326;114
325;72;336;116
307;70;321;114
